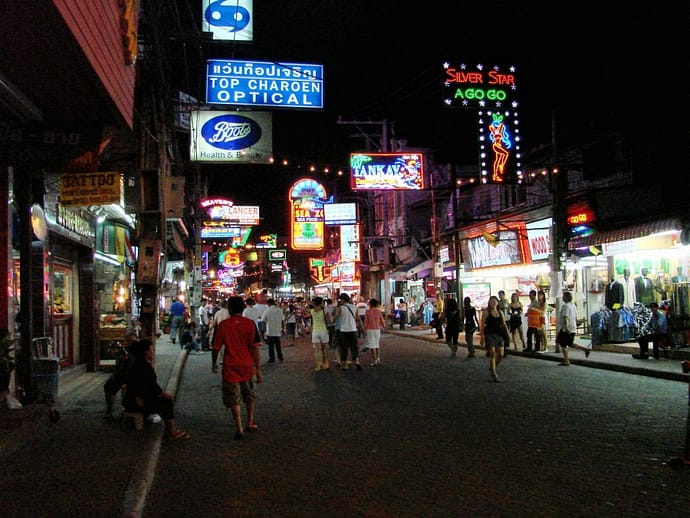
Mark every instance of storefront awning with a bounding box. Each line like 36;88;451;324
568;218;682;250
391;258;434;281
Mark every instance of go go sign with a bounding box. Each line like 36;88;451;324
443;62;519;109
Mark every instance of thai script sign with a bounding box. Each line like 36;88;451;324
206;59;323;109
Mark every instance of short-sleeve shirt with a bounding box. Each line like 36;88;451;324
557;301;578;334
212;315;261;383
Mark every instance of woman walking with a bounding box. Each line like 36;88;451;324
444;298;462;358
479;295;511;382
363;298;387;366
508;292;526;351
463;296;480;358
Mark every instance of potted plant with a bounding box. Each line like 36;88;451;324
0;329;16;393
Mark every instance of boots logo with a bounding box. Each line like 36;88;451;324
201;114;262;150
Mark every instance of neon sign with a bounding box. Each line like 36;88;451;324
443;63;519;109
350;153;424;190
289;178;327;251
477;110;522;184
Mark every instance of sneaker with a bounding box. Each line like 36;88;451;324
585;347;591;358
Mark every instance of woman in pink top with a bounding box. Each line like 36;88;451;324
362;298;387;366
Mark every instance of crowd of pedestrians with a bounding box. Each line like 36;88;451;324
107;288;606;447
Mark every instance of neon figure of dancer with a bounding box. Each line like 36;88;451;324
488;113;512;182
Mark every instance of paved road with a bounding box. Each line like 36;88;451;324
143;333;690;517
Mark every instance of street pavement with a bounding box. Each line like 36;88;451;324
1;328;690;517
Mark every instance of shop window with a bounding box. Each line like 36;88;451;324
53;266;72;314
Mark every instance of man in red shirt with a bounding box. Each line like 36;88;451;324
212;296;263;440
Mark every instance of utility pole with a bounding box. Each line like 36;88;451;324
450;163;464;325
337;117;392;310
549;110;565;353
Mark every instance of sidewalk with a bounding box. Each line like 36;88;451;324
388;325;690;383
0;334;188;517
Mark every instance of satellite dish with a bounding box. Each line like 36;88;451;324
31;204;48;241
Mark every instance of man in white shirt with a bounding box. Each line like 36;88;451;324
262;298;285;363
356;296;368;338
333;293;363;370
324;298;337;348
254;289;269;334
242;298;263;334
198;298;211;350
208;299;230;348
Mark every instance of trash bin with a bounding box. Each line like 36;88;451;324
32;337;60;403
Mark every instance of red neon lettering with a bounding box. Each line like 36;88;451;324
445;68;484;84
487;70;515;86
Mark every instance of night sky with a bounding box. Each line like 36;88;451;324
194;1;679;238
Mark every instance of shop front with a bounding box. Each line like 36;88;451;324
94;220;136;369
568;218;690;347
454;214;566;338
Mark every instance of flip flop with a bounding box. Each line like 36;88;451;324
167;430;190;441
245;423;259;432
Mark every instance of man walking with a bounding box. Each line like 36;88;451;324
262;298;285;363
169;296;186;345
211;296;263;440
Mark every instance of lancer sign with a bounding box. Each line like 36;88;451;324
190;110;272;163
206;59;324;109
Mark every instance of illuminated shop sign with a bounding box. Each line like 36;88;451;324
289;178;327;251
309;257;331;284
255;233;277;249
477;110;522;184
200;226;241;239
324;202;357;225
200;198;260;225
59;172;123;207
340;224;361;262
525;218;552;262
350;153;424;191
206;59;323;109
269;249;287;261
567;201;597;237
190;110;272;164
467;230;523;269
443;62;519;109
202;0;253;42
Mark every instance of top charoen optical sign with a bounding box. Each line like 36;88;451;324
443;63;518;109
206;59;324;109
